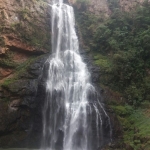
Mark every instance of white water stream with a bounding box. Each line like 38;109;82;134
41;0;112;150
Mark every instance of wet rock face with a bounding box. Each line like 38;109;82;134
0;0;50;147
0;55;48;148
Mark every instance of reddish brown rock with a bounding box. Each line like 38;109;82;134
3;34;38;53
0;68;13;79
120;0;150;11
70;0;150;16
0;0;51;86
0;0;51;55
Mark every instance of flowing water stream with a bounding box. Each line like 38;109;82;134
41;0;112;150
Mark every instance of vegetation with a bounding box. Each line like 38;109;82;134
0;51;17;68
1;56;38;87
77;0;150;106
110;101;150;150
12;8;51;51
76;11;105;50
76;0;150;149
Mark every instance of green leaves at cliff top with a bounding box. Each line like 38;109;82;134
77;1;150;106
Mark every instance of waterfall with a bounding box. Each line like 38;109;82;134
41;0;112;150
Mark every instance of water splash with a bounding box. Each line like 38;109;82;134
41;0;112;150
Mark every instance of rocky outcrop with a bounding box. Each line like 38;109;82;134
119;0;150;11
0;0;51;147
0;0;51;54
0;54;48;147
87;0;110;16
0;0;149;148
0;0;51;85
70;0;150;16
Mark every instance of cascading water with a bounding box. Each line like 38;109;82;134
41;0;112;150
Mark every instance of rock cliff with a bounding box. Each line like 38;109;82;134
0;0;50;147
70;0;150;16
0;0;149;148
0;0;51;80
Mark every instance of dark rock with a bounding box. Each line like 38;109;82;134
0;51;121;149
0;54;49;148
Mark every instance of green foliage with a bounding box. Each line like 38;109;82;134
77;1;150;148
94;54;112;71
89;2;150;106
18;8;30;20
111;105;133;116
124;108;150;149
1;56;37;87
2;78;16;87
75;11;105;50
110;102;150;149
0;51;17;68
0;59;17;68
107;0;120;12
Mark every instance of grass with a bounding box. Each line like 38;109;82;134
110;101;150;150
93;53;113;74
125;109;150;149
0;51;18;68
1;56;38;87
92;53;113;86
0;59;17;68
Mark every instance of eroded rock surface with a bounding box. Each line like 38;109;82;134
70;0;150;16
0;0;51;81
0;0;51;53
